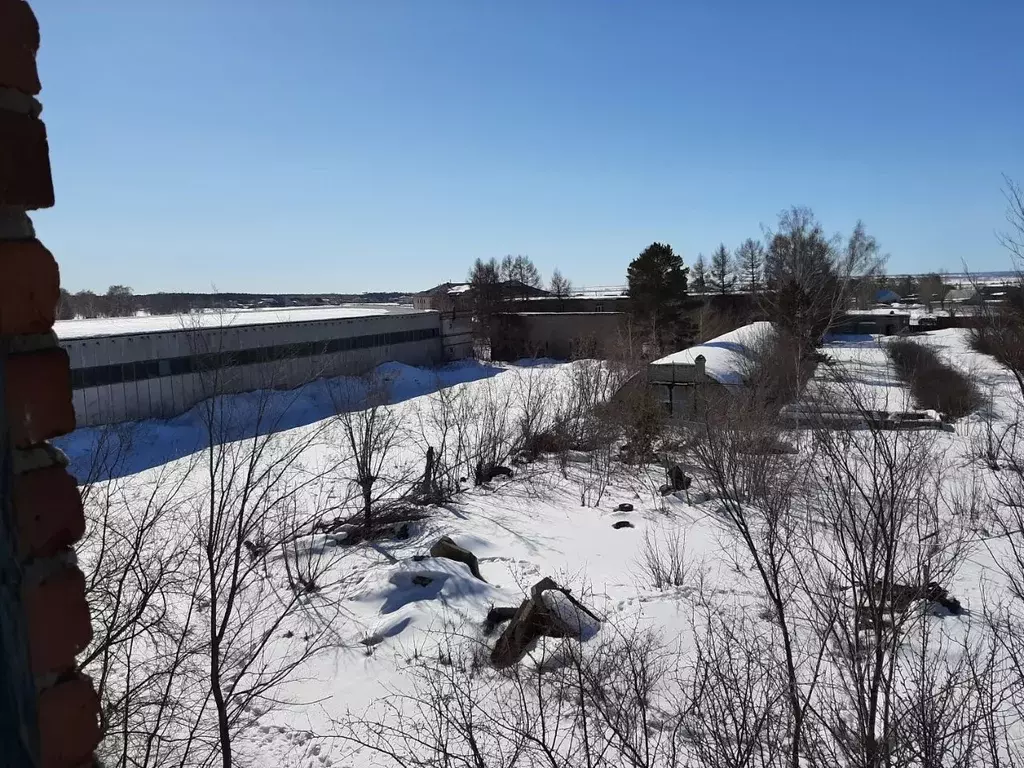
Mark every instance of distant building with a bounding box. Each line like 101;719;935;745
412;282;473;312
874;288;902;304
831;311;910;336
413;280;549;312
944;287;983;305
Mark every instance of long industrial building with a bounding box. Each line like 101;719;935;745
57;305;473;426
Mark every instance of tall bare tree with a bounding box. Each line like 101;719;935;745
801;368;976;768
468;257;502;344
708;243;735;295
918;273;944;312
763;209;885;360
550;268;573;306
500;254;542;298
691;252;708;294
736;237;765;294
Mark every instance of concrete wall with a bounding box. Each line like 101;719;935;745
491;312;629;361
60;311;449;426
441;315;474;361
507;296;631;313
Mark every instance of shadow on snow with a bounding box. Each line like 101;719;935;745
57;360;507;483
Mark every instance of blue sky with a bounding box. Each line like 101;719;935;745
31;1;1024;294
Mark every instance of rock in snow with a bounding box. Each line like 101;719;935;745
429;536;486;581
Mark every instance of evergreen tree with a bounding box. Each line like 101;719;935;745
626;242;690;351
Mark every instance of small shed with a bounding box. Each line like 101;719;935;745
646;322;774;418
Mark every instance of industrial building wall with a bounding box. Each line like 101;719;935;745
491;312;628;361
61;312;444;426
440;315;474;361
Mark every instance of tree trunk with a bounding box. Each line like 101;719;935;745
422;446;435;499
361;480;373;531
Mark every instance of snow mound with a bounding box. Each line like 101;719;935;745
540;590;601;641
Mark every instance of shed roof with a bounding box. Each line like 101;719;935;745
650;322;774;386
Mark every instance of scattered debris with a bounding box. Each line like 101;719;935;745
616;503;634;512
483;606;519;636
666;465;692;492
490;577;601;669
856;580;965;624
474;462;514;485
243;539;270;562
612;520;634;529
429;536;486;581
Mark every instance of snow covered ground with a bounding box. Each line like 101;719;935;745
67;330;1024;767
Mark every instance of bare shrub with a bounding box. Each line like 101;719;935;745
191;372;348;768
887;337;984;418
741;326;817;410
797;364;984;768
684;604;789;768
512;366;557;460
639;527;689;590
679;386;821;767
577;441;614;508
329;373;415;530
550;359;619;453
413;379;478;503
338;621;685;768
465;378;519;485
78;429;200;768
890;617;1003;768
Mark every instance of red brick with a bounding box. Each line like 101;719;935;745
25;565;92;676
0;0;40;95
14;466;85;558
0;111;54;209
6;348;76;447
0;238;59;335
38;674;101;768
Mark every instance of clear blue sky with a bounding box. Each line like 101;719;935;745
31;1;1024;294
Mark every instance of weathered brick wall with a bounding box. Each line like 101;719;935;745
1;1;101;765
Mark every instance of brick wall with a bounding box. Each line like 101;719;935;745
0;1;101;766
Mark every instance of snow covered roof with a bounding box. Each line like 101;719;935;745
55;304;427;340
649;322;775;386
945;287;980;303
